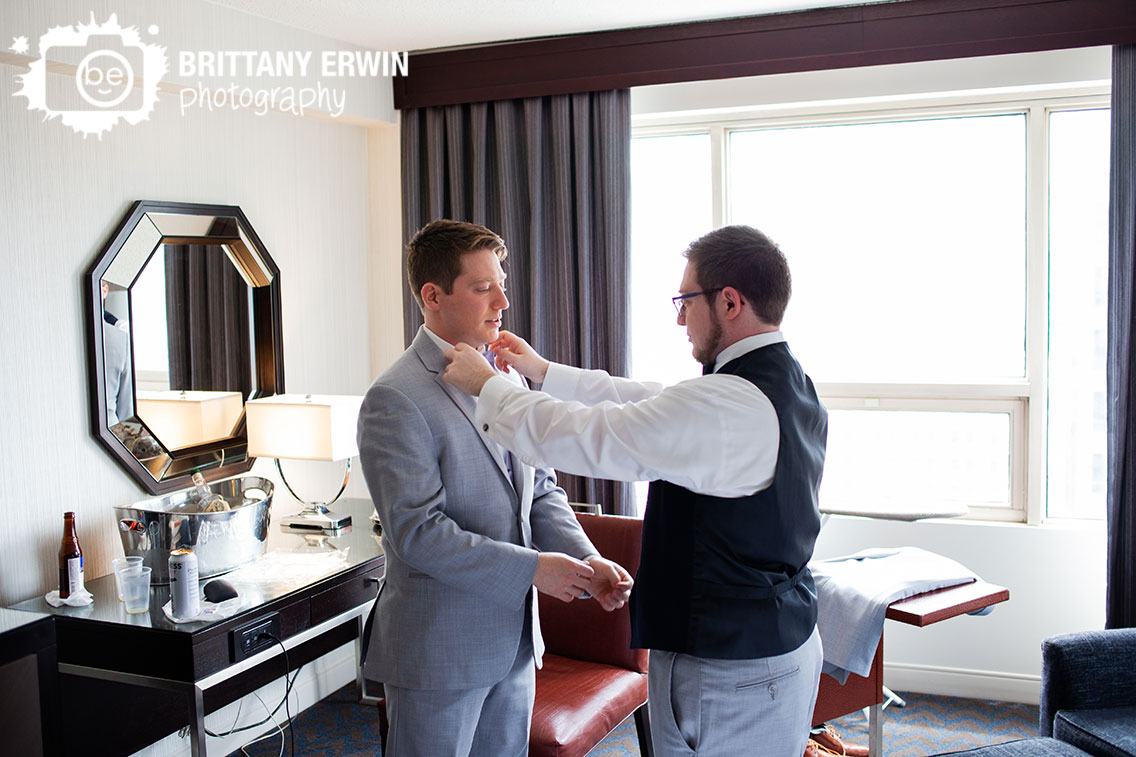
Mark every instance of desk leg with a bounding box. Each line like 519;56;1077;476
189;683;206;757
867;703;883;757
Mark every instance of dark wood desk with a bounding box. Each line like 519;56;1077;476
812;580;1009;757
9;498;383;756
0;608;59;756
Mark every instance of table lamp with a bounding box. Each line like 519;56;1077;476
245;393;364;531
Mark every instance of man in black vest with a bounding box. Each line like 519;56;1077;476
443;225;827;756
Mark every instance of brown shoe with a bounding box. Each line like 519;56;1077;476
805;738;843;757
812;724;869;757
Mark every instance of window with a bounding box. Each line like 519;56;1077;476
630;133;710;388
631;93;1109;522
1047;108;1110;519
729;115;1026;383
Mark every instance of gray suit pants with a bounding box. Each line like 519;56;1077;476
384;617;536;757
649;626;823;756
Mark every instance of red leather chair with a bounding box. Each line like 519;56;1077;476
529;512;652;757
375;512;652;757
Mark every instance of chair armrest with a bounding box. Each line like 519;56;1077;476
569;503;602;515
1040;628;1136;736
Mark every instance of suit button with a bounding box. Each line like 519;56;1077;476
483;424;489;431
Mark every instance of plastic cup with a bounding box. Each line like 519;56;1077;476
120;566;152;614
112;556;144;601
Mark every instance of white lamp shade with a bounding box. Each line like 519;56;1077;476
136;390;244;450
245;394;363;462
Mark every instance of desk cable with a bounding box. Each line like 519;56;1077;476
239;691;285;757
203;632;301;757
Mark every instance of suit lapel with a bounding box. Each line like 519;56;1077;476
411;328;515;488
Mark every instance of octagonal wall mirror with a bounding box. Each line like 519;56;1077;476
85;200;284;494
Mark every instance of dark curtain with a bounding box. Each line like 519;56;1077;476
1108;45;1136;629
401;90;633;514
165;244;252;399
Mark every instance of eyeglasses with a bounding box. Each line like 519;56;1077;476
672;288;723;315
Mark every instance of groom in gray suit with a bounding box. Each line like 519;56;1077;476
357;219;633;757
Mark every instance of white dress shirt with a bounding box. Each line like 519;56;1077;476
475;332;788;498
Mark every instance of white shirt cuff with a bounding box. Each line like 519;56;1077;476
542;362;584;400
475;373;514;430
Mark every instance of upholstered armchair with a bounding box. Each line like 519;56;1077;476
529;512;652;757
937;628;1136;756
1038;628;1136;755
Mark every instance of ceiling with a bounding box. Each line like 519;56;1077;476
204;0;881;52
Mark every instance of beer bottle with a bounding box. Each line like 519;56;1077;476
58;511;84;598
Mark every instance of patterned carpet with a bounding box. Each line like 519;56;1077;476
828;693;1039;756
233;686;1039;756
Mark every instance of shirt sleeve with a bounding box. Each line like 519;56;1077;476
543;362;665;404
476;371;780;498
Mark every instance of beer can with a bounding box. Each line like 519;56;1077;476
169;548;200;620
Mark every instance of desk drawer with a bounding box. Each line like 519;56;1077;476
311;565;383;625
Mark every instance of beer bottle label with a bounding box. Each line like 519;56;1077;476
66;556;84;595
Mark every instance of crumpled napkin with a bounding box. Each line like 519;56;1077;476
160;596;247;623
45;588;94;607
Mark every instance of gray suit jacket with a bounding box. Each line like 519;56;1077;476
103;321;133;426
358;327;596;690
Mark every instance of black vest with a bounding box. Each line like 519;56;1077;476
630;341;827;659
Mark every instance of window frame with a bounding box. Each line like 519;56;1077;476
632;85;1110;524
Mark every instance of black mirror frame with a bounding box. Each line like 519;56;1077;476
84;200;285;494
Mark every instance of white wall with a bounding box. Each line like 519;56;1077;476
635;47;1112;704
1;0;404;752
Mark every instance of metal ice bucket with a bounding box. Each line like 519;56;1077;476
114;476;274;584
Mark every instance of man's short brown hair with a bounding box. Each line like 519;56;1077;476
406;220;508;309
684;225;791;326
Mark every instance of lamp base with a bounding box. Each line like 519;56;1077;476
280;504;352;532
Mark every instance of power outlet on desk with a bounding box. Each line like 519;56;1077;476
231;613;281;662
